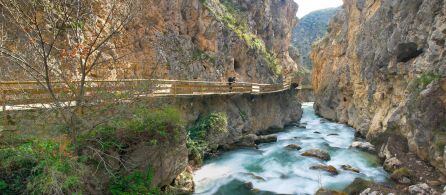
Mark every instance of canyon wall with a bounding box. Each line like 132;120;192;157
1;0;299;84
311;0;446;173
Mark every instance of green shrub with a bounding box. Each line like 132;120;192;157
188;112;228;140
390;167;413;181
79;106;184;152
433;130;446;151
0;139;83;194
343;178;372;195
415;72;441;90
192;49;217;64
187;112;228;164
109;168;160;195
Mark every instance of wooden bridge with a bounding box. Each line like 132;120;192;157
0;78;311;111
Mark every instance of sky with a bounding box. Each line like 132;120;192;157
294;0;344;18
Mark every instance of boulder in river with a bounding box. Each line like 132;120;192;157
351;141;376;152
233;134;277;148
327;133;339;136
314;131;322;134
244;182;254;190
310;164;339;175
255;134;277;144
301;149;331;161
243;173;266;181
315;189;347;195
285;144;302;150
341;165;360;173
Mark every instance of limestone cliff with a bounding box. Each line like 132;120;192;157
1;0;299;84
292;7;339;69
122;0;299;83
311;0;446;175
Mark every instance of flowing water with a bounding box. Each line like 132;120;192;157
193;102;389;195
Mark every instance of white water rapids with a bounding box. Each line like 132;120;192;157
193;102;388;195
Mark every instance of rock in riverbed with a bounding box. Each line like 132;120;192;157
255;135;277;144
302;149;331;161
233;134;278;148
315;189;346;195
310;164;339;175
285;144;302;150
351;141;376;153
341;165;360;173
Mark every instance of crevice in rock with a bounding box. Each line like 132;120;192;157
396;42;423;63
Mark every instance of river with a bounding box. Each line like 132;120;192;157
193;102;388;195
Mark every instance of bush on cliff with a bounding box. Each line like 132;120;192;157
0;137;84;194
109;167;160;195
415;72;441;90
187;112;228;164
78;106;184;153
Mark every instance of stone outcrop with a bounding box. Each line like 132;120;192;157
311;0;446;175
351;141;376;153
170;90;302;147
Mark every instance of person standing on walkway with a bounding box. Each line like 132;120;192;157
227;76;236;92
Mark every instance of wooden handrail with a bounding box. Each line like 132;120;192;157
0;78;306;108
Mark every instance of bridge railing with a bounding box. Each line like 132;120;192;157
0;78;293;107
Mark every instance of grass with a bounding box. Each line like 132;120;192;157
200;0;282;75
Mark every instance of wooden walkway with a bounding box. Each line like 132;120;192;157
1;78;311;111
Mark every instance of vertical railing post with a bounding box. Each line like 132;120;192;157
172;82;177;96
1;87;8;127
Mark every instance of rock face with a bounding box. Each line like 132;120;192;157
311;0;446;174
292;8;340;69
175;90;302;147
408;183;439;195
351;141;376;153
1;0;299;84
291;8;339;102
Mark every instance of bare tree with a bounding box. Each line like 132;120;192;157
0;0;142;151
